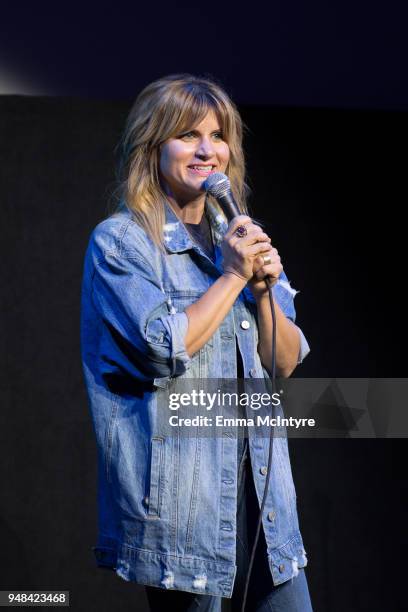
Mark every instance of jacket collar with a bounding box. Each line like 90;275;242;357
163;198;228;254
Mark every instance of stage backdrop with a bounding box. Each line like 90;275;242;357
0;96;404;612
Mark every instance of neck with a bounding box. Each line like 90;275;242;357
166;194;206;224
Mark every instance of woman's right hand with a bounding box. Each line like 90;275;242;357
221;215;272;281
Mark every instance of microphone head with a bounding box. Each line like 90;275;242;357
202;172;230;198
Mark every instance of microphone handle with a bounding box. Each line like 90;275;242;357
216;191;240;221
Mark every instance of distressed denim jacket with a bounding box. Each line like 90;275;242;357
80;199;311;597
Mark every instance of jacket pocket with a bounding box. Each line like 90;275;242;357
147;437;164;518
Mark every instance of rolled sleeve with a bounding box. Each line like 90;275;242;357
295;325;311;364
91;250;191;381
146;310;191;376
273;270;311;365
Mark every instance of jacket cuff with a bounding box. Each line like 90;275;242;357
159;311;191;376
295;325;310;364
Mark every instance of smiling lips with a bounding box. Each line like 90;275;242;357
188;165;216;176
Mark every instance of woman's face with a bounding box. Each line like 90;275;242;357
159;109;230;204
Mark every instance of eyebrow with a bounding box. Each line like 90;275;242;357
181;128;222;135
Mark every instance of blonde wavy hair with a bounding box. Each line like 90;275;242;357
112;73;250;248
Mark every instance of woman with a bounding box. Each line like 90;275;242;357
80;74;312;611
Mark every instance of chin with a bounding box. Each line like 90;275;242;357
181;181;206;196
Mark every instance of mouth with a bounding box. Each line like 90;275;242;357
187;165;216;177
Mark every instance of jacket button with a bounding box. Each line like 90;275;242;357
240;320;250;330
143;496;149;506
267;511;276;521
279;564;285;573
260;466;268;475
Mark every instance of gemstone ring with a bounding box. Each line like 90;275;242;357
234;225;248;238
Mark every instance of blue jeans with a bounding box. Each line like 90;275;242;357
145;437;313;611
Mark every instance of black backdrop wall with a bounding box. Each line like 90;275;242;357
0;97;405;611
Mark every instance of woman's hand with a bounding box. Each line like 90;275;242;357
221;216;272;282
185;216;272;357
248;245;283;300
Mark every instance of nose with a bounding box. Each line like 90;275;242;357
195;135;215;159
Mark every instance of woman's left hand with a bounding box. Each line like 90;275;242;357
248;246;283;300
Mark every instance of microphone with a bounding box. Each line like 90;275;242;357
203;172;240;221
204;172;277;612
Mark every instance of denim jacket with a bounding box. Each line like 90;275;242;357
80;199;311;597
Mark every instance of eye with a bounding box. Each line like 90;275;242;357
179;131;196;140
178;131;224;141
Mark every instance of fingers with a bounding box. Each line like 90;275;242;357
238;227;270;248
246;241;273;257
253;247;282;278
226;216;271;247
227;216;252;237
257;247;279;260
222;216;280;281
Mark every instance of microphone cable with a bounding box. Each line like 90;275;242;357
203;173;278;612
240;276;276;612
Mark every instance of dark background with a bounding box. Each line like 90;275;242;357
0;2;407;611
0;2;407;111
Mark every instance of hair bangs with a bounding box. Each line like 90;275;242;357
167;86;226;140
111;74;250;248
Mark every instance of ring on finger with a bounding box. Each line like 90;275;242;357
234;225;248;238
261;254;272;265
